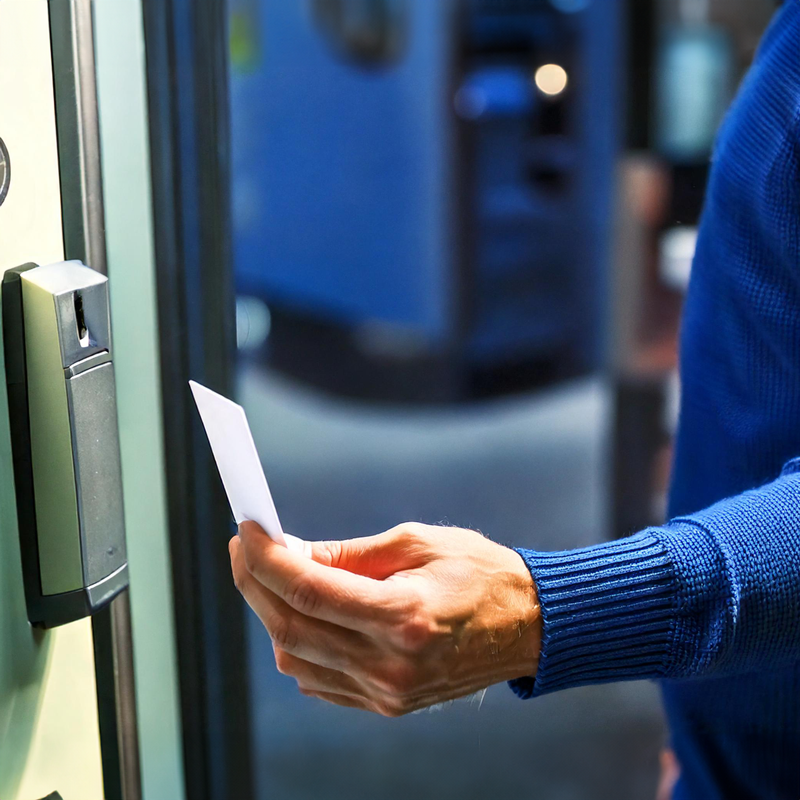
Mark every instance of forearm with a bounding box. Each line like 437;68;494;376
511;459;800;698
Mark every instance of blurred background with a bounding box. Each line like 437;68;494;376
223;0;776;798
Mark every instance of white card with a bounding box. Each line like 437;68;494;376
189;380;288;547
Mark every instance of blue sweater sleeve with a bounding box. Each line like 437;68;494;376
510;459;800;698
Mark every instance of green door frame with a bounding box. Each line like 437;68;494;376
94;1;188;799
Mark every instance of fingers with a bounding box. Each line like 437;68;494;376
231;536;373;672
300;690;372;713
284;533;312;557
238;521;413;634
274;648;363;698
276;637;485;717
307;525;429;579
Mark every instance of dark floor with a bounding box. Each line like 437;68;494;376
240;366;666;800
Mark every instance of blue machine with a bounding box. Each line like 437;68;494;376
230;0;620;398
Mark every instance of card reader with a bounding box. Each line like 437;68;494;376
3;261;128;628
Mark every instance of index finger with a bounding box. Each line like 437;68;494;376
238;521;413;635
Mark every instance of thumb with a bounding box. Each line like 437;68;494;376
308;525;428;579
284;532;312;557
237;520;311;557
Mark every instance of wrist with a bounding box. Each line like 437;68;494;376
499;545;542;680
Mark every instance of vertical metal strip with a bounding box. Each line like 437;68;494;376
48;2;142;799
48;0;107;275
108;593;142;800
92;602;143;800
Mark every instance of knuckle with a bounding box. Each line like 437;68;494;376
374;660;417;699
321;539;343;568
386;522;422;548
377;697;409;718
399;522;425;541
242;545;259;576
274;648;293;676
283;573;320;616
267;613;298;651
396;614;437;654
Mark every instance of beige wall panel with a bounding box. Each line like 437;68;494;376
0;2;104;798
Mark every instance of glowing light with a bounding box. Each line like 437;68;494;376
534;64;568;97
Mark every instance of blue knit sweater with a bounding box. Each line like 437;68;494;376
511;5;800;797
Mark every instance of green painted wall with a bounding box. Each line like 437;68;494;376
93;2;187;798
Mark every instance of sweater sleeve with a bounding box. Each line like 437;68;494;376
509;458;800;699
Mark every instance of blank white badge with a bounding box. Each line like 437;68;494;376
190;380;302;551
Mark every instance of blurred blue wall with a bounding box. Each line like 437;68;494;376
230;0;620;373
231;0;455;342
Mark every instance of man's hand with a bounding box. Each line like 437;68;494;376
230;521;541;717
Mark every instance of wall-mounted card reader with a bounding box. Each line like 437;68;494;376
3;261;128;628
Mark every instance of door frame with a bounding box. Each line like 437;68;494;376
142;1;255;797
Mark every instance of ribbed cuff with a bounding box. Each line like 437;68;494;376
509;530;678;698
